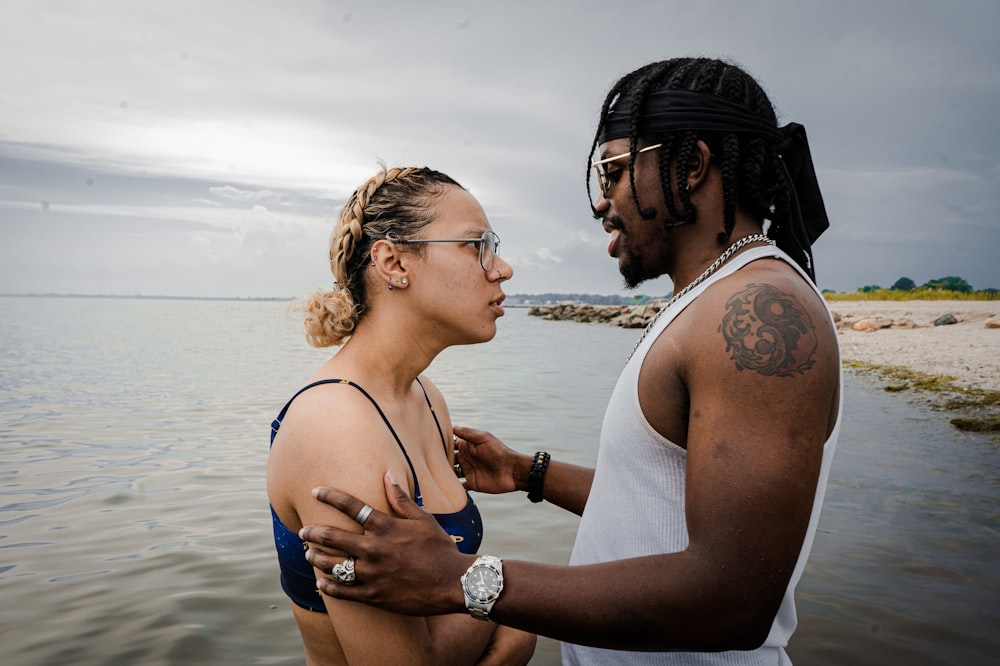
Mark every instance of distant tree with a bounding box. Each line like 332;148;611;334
860;284;882;293
890;277;916;291
922;276;973;293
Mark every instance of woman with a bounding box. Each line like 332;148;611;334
267;165;535;665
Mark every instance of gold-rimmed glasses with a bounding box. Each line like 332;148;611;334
394;230;500;272
590;143;663;199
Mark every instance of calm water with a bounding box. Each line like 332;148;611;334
0;296;996;665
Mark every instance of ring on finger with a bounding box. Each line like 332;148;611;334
354;504;374;527
331;556;357;585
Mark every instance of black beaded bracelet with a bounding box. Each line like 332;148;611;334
527;451;550;503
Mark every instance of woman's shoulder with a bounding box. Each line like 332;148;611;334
416;373;446;404
276;380;394;453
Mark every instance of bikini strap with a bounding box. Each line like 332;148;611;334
414;376;451;458
270;378;426;508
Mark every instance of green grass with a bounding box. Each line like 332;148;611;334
824;289;999;302
950;416;1000;433
843;360;1000;442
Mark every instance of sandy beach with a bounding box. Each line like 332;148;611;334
828;300;999;393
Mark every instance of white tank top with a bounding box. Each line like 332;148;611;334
563;246;843;666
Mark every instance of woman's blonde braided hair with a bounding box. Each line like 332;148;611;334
299;165;462;347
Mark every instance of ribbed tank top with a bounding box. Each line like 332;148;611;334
563;246;842;666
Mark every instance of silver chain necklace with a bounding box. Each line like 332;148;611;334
625;233;773;363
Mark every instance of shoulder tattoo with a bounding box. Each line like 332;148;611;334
718;283;817;377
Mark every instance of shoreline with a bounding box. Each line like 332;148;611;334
827;300;999;394
529;300;999;392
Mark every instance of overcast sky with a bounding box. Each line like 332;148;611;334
1;0;998;298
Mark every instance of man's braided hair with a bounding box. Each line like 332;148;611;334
588;58;792;246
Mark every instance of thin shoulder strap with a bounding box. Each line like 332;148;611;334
414;376;450;457
270;378;426;507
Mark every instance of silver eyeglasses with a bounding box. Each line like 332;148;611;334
395;230;500;272
590;143;663;199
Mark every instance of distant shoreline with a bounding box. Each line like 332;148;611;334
3;295;997;393
0;293;294;302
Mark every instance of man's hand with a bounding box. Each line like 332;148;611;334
454;426;526;495
299;471;474;616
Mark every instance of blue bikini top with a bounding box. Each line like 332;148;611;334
269;378;484;612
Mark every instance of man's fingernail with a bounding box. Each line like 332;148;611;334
311;487;320;498
387;470;397;485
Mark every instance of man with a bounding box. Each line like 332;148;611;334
299;57;841;664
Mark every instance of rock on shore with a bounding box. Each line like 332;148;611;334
527;302;665;329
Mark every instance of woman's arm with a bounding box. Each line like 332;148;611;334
270;387;502;665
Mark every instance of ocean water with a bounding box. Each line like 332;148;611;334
0;296;996;665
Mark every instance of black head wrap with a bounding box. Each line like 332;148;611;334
598;89;829;282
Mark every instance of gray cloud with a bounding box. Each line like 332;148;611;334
1;0;997;297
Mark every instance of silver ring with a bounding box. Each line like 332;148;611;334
331;556;356;585
355;504;374;527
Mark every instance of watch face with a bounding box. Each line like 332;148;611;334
465;565;501;602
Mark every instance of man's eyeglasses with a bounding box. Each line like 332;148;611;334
590;143;663;199
395;230;500;272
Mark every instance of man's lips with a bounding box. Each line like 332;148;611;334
490;294;506;316
602;216;623;257
608;228;624;258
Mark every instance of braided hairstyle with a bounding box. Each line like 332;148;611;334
588;58;791;245
299;165;462;347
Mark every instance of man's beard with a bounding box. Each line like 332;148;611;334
619;248;650;289
616;215;682;289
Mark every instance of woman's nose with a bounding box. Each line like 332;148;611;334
493;256;513;282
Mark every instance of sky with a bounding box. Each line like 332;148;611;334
1;0;998;298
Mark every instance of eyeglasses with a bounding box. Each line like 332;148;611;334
590;143;663;199
395;230;501;272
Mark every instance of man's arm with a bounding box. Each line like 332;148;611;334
302;276;839;651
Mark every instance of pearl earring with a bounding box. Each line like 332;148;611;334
401;278;408;285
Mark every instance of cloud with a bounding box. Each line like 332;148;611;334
208;185;280;203
0;0;997;296
535;248;563;264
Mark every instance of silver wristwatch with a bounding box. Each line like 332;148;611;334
460;555;504;620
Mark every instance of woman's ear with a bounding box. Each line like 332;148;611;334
370;240;410;289
686;140;714;192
